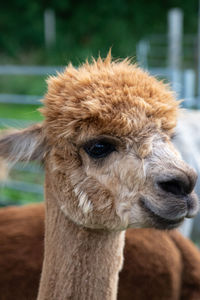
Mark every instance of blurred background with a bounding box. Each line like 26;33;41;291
0;0;200;243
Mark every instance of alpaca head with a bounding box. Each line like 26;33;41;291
0;55;198;230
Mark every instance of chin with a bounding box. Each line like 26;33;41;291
139;197;186;230
148;214;185;230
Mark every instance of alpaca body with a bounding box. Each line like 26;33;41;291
1;203;200;300
0;203;44;300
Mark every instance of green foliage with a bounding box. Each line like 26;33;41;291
0;0;198;65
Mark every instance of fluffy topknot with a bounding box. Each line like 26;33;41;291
41;53;179;143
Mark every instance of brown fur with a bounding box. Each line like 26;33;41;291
41;55;179;141
0;55;199;299
0;204;44;300
0;203;200;300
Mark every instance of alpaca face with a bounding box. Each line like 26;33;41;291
47;118;198;231
40;56;198;230
82;132;198;230
0;56;198;231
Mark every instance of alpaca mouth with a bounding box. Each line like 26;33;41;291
139;198;185;229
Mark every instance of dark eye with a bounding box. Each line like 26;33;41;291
83;140;116;159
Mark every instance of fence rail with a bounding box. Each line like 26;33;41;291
0;180;43;194
0;94;42;105
0;65;49;206
0;118;35;128
0;65;64;75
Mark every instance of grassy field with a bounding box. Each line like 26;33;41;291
0;103;42;122
0;74;46;123
0;75;45;206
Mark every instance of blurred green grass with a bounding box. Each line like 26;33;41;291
1;188;43;205
0;75;45;206
0;75;45;123
0;166;44;206
0;75;47;95
0;104;43;121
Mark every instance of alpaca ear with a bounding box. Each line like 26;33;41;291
0;124;47;163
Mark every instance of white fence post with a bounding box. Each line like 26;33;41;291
168;8;183;96
183;69;195;107
44;9;56;48
136;39;149;69
198;0;200;108
179;219;194;238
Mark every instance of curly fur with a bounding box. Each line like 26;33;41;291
41;54;179;144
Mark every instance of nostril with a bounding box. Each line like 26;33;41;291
158;179;190;196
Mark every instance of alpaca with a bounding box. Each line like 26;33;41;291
1;203;200;300
0;55;199;300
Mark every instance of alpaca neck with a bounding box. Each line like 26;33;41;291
37;180;125;300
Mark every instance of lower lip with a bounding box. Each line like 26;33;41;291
150;211;184;229
140;198;185;229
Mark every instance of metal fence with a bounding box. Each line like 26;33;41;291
0;66;59;205
137;34;200;108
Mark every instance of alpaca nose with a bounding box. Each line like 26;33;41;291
158;172;197;196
